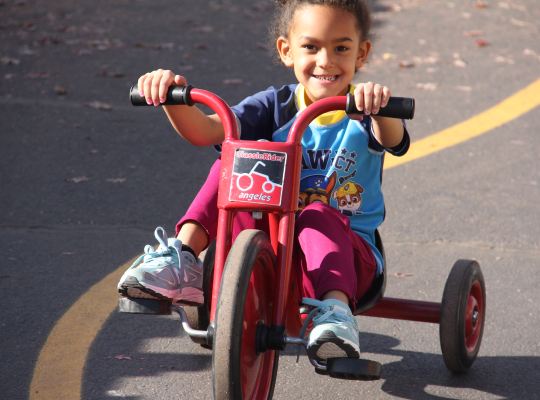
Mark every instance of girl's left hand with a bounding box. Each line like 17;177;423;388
353;82;391;116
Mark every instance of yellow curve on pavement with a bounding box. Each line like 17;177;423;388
29;256;137;400
384;78;540;169
30;77;540;400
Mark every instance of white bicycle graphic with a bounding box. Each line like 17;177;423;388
236;161;278;194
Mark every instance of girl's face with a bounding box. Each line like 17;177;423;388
277;5;370;106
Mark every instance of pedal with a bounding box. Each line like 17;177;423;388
118;297;172;315
315;358;382;381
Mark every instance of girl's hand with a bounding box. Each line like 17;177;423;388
353;82;391;116
137;70;187;106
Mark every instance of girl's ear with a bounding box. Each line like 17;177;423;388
355;40;371;69
277;36;294;67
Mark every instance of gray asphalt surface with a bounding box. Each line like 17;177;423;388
1;0;539;399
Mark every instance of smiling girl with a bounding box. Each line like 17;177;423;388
118;0;410;362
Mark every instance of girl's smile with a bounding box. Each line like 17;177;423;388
277;5;371;106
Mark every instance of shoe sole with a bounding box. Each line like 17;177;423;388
118;276;203;307
307;331;360;362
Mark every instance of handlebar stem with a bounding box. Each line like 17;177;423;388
287;97;347;144
190;89;239;141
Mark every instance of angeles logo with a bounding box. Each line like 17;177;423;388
230;149;287;206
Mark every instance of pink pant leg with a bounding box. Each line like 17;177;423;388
176;158;269;250
295;203;377;309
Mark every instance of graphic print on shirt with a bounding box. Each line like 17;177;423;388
297;171;337;212
229;148;287;206
300;145;364;216
332;180;364;216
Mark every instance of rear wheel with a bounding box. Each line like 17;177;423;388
213;230;279;400
440;259;486;372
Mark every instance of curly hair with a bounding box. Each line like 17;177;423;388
268;0;373;63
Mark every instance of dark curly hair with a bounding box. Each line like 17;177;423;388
268;0;373;63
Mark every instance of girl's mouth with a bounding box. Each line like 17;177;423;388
313;75;338;82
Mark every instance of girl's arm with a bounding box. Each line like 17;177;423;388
139;70;225;147
353;82;404;148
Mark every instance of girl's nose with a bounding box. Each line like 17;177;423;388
316;49;334;68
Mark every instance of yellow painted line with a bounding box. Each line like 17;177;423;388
29;78;540;400
384;77;540;169
29;256;137;400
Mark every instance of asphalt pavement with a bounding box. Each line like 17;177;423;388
1;0;539;399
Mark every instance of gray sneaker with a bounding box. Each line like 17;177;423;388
300;298;361;362
117;227;204;306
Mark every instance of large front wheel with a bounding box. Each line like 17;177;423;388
213;230;279;400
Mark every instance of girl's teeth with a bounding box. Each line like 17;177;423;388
315;75;337;81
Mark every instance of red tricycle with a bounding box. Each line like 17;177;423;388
119;85;486;400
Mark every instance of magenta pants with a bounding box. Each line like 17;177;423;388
177;159;377;307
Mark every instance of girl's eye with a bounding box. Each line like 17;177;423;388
336;46;349;52
302;45;317;51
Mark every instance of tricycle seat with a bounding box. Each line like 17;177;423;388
354;229;386;316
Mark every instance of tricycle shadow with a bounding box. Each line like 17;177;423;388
83;310;212;400
281;331;539;399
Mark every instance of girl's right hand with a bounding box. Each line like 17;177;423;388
137;70;188;106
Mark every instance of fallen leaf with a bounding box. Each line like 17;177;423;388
192;25;215;33
178;65;194;71
196;43;208;50
475;0;488;8
387;4;403;12
382;53;396;60
19;46;36;56
91;149;99;154
524;49;536;56
27;72;50;78
415;82;437;90
475;39;489;47
86;101;112;111
392;272;413;278
54;84;68;95
1;57;20;65
399;60;415;68
453;59;467;67
456;86;473;91
510;18;527;27
4;74;14;79
498;1;526;11
222;78;243;85
107;178;126;183
494;55;515;64
65;176;89;183
464;30;483;37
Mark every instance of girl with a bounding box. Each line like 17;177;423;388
118;0;410;362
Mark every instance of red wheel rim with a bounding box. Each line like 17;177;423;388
465;280;483;353
240;253;275;399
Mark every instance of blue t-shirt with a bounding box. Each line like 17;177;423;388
229;84;410;273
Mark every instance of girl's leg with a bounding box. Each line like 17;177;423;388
295;203;377;308
294;202;377;361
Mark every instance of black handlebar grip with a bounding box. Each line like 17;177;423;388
346;93;415;120
130;84;195;106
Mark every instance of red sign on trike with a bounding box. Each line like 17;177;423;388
229;148;287;206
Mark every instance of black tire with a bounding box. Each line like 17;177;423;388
440;259;486;372
212;230;279;400
184;240;216;346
